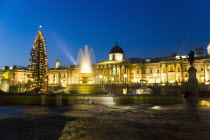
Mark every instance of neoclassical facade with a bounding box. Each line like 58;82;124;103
95;44;210;85
1;43;210;92
47;43;210;88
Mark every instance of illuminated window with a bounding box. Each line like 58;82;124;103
178;77;181;82
149;77;153;83
200;76;204;82
184;77;188;82
131;69;134;73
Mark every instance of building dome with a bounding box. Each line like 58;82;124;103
110;42;124;54
109;42;124;61
207;43;210;56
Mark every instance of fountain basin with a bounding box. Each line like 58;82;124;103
64;84;106;94
79;73;95;78
79;73;95;84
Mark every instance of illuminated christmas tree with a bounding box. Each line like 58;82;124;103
28;26;49;91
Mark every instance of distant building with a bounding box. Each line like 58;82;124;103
1;43;210;92
42;43;210;88
1;27;210;93
0;65;28;92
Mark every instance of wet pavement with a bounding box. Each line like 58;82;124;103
0;100;210;140
60;103;210;140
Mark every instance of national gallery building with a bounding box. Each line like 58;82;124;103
49;43;210;87
1;42;210;92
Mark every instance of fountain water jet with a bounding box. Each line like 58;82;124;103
65;45;105;94
76;45;95;83
76;45;95;73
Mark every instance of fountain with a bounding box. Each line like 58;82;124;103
64;45;105;94
76;45;95;84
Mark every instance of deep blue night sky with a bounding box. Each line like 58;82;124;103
0;0;210;68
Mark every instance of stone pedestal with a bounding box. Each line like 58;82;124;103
185;67;199;101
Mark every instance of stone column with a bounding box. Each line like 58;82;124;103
125;66;128;83
166;64;168;83
114;65;116;83
127;67;130;83
180;63;184;83
119;66;122;83
208;64;210;81
203;62;205;83
160;63;162;83
175;64;177;82
124;66;126;83
103;66;105;83
110;65;113;83
105;66;107;83
58;71;60;85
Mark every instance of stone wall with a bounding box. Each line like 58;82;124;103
104;84;185;95
0;94;184;106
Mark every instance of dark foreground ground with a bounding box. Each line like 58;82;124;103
0;106;74;140
1;100;210;140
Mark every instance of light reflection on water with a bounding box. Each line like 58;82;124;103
0;106;70;119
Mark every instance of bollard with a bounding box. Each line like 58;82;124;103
41;94;46;105
56;95;62;106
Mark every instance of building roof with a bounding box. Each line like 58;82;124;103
110;42;124;54
1;65;28;70
97;60;124;65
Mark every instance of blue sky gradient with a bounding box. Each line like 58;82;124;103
0;0;210;68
